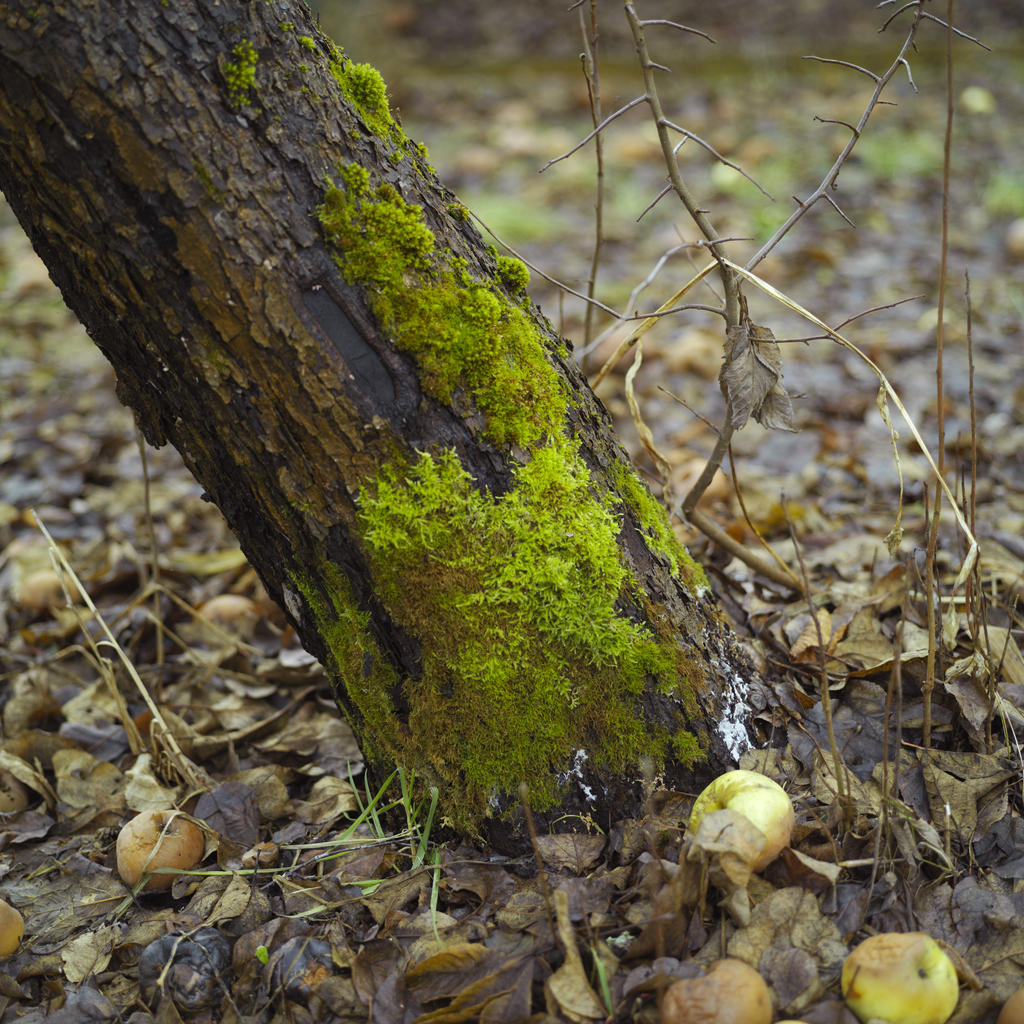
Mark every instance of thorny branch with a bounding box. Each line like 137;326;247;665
529;1;979;587
620;1;976;585
743;1;986;271
623;2;740;329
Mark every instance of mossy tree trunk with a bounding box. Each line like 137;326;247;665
0;0;758;836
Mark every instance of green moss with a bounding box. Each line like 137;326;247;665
330;58;404;148
312;154;709;825
318;166;564;448
290;565;401;763
223;39;258;109
496;255;530;295
611;465;708;589
298;35;315;52
350;442;702;820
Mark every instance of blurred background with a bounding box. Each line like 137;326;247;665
2;0;1022;549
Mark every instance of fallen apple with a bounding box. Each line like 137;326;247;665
0;770;30;814
0;899;24;956
688;769;794;871
998;987;1024;1024
661;958;772;1024
842;932;958;1024
116;809;205;892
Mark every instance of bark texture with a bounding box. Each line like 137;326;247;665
0;0;758;835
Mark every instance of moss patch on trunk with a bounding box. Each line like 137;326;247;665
314;158;710;825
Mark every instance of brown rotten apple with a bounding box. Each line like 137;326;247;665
661;958;772;1024
0;900;24;956
116;809;205;892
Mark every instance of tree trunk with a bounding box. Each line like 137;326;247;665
0;0;756;836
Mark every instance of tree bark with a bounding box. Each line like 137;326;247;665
0;0;757;836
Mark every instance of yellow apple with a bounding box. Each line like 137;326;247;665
842;932;958;1024
688;769;794;871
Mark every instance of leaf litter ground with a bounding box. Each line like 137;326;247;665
2;5;1024;1023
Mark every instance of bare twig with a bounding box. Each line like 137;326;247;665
590;261;718;388
922;0;957;747
727;444;803;589
785;498;852;818
920;12;990;48
472;211;728;327
538;96;645;172
747;9;926;270
662;119;773;198
724;258;978;588
684;506;803;592
579;0;605;352
802;55;880;82
638;19;716;44
625;2;741;327
625;1;745;522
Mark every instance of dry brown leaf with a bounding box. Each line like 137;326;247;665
544;889;606;1021
291;775;357;825
720;319;795;432
52;749;125;813
60;923;120;984
789;608;834;661
534;833;605;875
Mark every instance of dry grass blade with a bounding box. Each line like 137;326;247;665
623;338;671;479
32;511;210;792
590;261;716;388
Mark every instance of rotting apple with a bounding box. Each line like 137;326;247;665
660;958;772;1024
998;987;1024;1024
0;900;24;956
688;769;795;871
841;932;959;1024
116;809;205;892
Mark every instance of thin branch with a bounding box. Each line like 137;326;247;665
802;55;880;82
539;96;645;172
657;385;720;433
683;507;802;592
472;209;726;331
813;114;858;133
729;445;804;588
745;8;925;270
919;13;990;49
636;183;672;221
880;2;921;33
625;2;740;327
724;257;978;590
579;0;606;352
590;260;719;388
922;0;957;748
898;57;918;92
822;193;856;228
639;19;716;44
832;293;925;331
662;119;773;198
